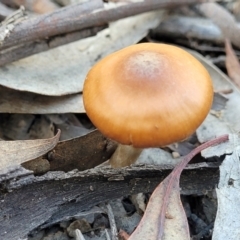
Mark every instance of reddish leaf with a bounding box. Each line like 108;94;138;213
129;135;228;240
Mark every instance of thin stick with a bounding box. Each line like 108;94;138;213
106;203;119;240
0;0;103;49
0;26;106;66
0;0;208;50
75;229;86;240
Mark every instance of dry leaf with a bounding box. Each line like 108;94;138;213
153;15;223;44
48;130;117;172
0;130;60;173
129;135;228;240
198;2;240;48
129;173;189;240
225;39;240;89
0;86;84;113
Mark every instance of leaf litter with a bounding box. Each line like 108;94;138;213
1;1;240;240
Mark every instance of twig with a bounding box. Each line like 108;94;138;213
107;203;119;240
0;0;103;48
0;25;106;66
0;0;209;50
105;229;111;240
75;229;86;240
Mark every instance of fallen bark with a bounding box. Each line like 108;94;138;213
0;162;220;240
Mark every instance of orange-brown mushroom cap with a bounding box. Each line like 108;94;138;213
83;43;213;148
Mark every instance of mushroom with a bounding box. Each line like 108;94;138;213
83;43;213;168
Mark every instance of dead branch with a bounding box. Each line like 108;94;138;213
0;25;106;66
0;0;208;51
0;0;103;49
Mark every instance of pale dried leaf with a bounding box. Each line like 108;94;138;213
0;10;164;96
154;15;223;43
74;229;86;240
129;174;189;240
198;2;240;48
56;124;90;141
0;130;60;173
0;86;84;113
225;39;240;89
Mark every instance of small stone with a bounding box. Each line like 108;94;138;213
172;151;180;158
67;219;91;237
42;231;70;240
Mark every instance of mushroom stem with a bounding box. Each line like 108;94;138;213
109;144;142;168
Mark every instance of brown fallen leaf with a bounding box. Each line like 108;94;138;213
225;39;240;89
129;135;228;240
48;130;117;172
0;129;60;172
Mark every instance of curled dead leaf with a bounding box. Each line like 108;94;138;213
129;135;228;240
0;129;61;173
